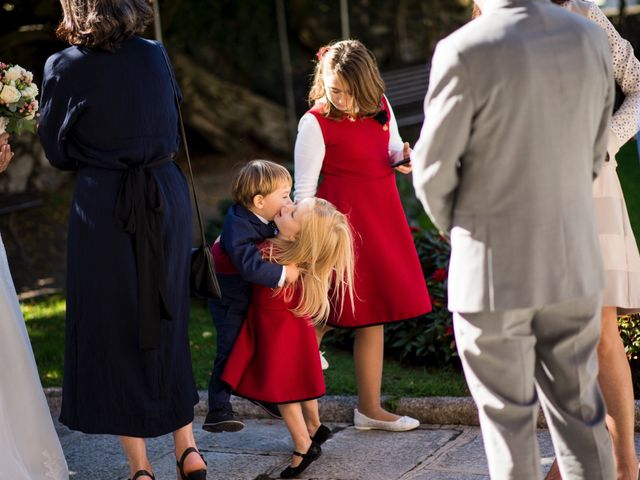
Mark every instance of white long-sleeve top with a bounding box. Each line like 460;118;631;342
294;96;405;201
566;0;640;155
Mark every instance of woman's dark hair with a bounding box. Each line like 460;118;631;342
56;0;153;51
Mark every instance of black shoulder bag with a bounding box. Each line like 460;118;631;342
157;43;222;300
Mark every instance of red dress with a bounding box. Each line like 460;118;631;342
220;249;325;404
309;98;431;328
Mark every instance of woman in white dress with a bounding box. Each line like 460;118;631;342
0;132;68;479
552;2;640;479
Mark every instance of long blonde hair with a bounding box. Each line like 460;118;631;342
267;198;355;324
308;39;385;120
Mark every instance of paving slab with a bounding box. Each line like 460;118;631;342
48;396;640;480
153;449;286;480
288;426;460;480
404;427;555;479
198;418;296;453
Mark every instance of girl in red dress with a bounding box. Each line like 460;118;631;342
222;197;355;478
294;40;432;431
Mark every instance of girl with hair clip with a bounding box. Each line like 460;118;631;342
294;39;431;431
221;197;355;479
474;2;640;479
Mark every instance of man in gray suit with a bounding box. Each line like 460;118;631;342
411;0;616;478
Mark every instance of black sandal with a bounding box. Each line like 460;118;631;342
280;442;322;479
176;447;207;480
129;470;155;480
310;424;332;445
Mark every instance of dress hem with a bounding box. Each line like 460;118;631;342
59;399;198;438
328;311;429;329
231;391;326;406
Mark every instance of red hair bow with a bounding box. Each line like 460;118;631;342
316;46;329;61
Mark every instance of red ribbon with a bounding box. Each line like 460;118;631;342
316;46;329;61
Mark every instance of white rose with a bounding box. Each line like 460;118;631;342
0;85;21;104
4;65;25;82
0;117;8;134
24;71;33;83
22;83;38;100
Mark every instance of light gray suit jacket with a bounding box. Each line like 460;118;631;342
412;0;614;313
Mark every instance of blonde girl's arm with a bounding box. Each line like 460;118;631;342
588;3;640;156
294;113;325;202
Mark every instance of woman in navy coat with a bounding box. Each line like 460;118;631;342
38;1;206;478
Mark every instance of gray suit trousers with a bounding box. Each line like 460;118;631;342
454;293;614;480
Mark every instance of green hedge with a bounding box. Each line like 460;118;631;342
384;227;456;367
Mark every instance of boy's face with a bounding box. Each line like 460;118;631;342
252;182;293;221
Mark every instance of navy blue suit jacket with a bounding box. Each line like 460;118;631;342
220;204;282;288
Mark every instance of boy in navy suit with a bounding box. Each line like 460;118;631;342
203;160;299;432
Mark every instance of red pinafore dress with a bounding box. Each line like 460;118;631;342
217;243;325;404
309;98;431;328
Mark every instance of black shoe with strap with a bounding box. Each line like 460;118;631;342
176;447;207;480
249;399;283;419
129;470;155;480
279;442;322;479
311;424;332;445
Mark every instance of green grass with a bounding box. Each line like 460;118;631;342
20;294;468;396
321;346;468;397
21;295;66;387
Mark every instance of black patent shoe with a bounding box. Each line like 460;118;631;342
176;447;207;480
280;442;322;479
310;424;332;445
249;399;283;419
202;408;245;433
129;470;155;480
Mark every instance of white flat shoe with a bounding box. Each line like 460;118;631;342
353;408;420;432
319;350;329;370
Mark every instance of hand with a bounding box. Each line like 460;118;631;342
394;163;412;174
394;141;412;174
402;141;412;158
284;263;300;285
0;133;13;173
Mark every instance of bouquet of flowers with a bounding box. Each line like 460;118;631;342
0;63;39;135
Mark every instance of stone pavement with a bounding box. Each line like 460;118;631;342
50;392;640;480
60;418;558;480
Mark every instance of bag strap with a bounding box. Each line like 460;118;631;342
157;42;207;247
